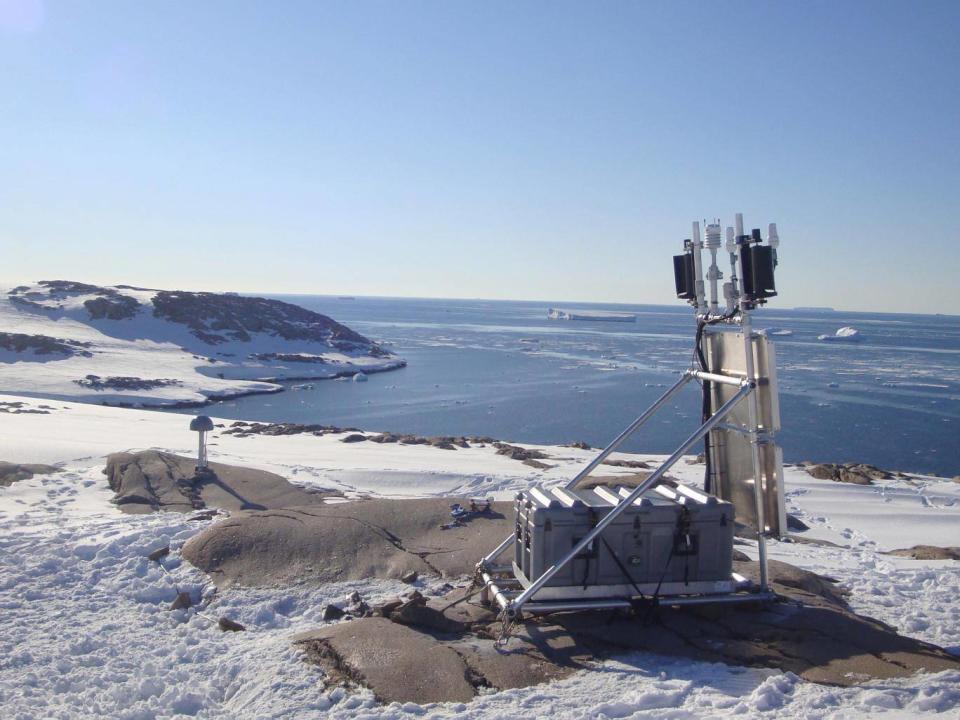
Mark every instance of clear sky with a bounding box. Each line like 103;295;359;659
1;1;958;313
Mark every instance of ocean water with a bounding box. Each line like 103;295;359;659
191;297;960;477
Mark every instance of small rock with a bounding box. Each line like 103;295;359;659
169;591;193;610
732;549;751;562
218;617;246;632
886;545;960;561
837;469;872;485
787;515;810;532
806;464;839;480
341;434;367;443
377;600;404;618
566;440;591;450
405;590;426;604
389;599;466;634
346;591;362;604
323;604;345;621
400;570;419;584
147;545;170;562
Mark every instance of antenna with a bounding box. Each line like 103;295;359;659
476;212;786;634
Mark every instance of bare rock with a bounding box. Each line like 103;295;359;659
602;458;652;469
0;461;60;487
103;450;339;514
805;462;894;485
837;468;873;485
400;570;418;584
322;604;345;621
886;545;960;561
182;497;511;588
295;618;477;704
218;617;246;632
492;442;548;461
806;463;839;480
341;434;368;443
388;598;466;635
147;546;170;562
169;592;193;610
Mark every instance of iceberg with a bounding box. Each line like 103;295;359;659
818;327;861;342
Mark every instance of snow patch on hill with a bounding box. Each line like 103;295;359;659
0;281;405;407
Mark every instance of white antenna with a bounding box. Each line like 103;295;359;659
704;222;723;315
691;221;706;315
724;226;739;313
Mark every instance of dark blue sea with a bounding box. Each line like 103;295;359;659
189;297;960;477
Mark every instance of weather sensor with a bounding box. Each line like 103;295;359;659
190;415;214;472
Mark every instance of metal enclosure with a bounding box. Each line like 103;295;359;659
513;483;735;599
703;329;787;536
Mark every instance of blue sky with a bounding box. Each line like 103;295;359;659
1;1;958;313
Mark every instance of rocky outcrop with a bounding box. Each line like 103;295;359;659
803;462;899;485
294;559;960;704
0;461;60;487
886;545;960;561
103;450;339;514
83;295;140;320
151;290;373;350
181;497;510;588
74;375;182;391
0;332;93;358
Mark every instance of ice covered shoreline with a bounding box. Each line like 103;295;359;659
1;394;959;718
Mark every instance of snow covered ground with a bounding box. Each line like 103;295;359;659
1;395;958;718
0;282;404;407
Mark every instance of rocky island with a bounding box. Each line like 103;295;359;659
0;280;405;407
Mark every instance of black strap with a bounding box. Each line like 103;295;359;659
651;505;691;602
600;536;646;601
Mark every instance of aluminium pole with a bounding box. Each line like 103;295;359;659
564;374;693;490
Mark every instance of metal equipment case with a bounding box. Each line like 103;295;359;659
512;483;735;600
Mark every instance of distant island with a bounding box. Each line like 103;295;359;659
0;280;405;407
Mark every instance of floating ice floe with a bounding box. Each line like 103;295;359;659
818;326;861;342
353;372;368;382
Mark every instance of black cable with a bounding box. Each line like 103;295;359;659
694;310;738;494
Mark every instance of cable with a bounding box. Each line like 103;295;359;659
694;310;738;493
